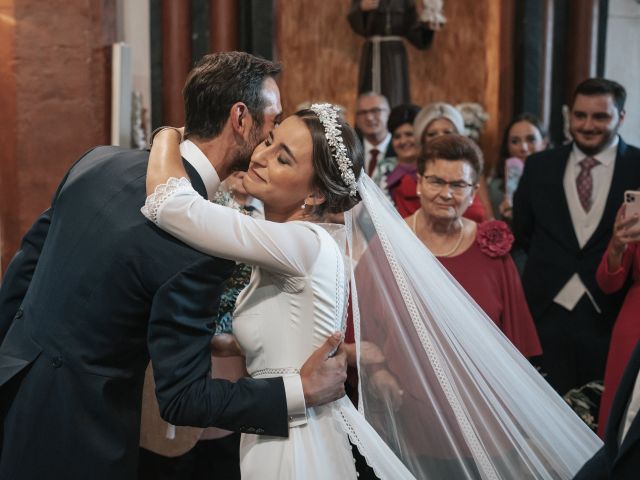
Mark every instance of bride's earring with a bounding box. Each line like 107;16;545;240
417;190;421;196
301;202;307;210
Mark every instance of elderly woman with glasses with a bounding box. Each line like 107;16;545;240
407;134;541;358
413;102;494;222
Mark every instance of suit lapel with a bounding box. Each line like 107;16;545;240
606;342;640;462
618;414;640;462
548;145;581;251
182;159;208;199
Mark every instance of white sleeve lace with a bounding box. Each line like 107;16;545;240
141;177;321;277
141;177;193;224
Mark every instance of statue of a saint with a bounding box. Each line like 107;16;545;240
348;0;444;107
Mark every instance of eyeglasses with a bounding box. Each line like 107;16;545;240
356;107;388;117
421;175;475;195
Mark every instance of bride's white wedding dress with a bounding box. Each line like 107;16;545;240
142;177;415;479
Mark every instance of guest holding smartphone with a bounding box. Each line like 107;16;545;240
596;195;640;437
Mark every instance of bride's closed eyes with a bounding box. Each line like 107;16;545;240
263;131;296;166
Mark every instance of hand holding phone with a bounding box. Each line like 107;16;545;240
610;191;640;258
624;190;640;219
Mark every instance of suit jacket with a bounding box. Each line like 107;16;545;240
574;341;640;479
0;146;288;480
513;139;640;319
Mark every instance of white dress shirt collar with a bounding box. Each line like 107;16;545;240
571;135;619;167
363;133;392;172
180;139;220;200
363;133;392;153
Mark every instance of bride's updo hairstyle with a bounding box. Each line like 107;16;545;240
295;109;364;215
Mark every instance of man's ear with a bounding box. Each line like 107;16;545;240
230;102;250;136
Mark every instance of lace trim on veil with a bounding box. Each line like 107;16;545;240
141;177;193;224
327;210;411;480
333;405;385;479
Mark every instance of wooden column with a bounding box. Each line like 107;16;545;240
566;0;599;100
497;0;515;148
162;0;191;125
0;0;18;272
209;0;239;52
0;0;115;274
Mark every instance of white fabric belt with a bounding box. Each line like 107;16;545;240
367;36;404;94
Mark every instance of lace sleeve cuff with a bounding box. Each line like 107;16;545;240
141;177;194;224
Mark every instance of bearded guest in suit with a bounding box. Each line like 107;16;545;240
0;52;347;480
513;77;640;398
355;92;396;197
574;341;640;479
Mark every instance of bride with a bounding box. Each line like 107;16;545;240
144;104;602;479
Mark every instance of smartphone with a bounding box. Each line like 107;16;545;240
624;190;640;218
504;157;525;202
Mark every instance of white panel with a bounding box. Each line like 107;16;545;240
608;0;640;18
111;42;132;147
121;0;152;123
605;0;640;146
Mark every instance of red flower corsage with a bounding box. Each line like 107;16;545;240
476;220;514;258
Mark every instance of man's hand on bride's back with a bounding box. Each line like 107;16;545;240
300;332;347;407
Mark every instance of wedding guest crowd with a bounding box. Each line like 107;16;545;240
353;77;640;442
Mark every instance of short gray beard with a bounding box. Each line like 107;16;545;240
229;123;262;172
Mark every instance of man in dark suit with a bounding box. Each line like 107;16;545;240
0;52;347;480
513;78;640;395
574;341;640;479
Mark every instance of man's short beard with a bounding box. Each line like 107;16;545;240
574;131;617;156
571;120;621;156
229;121;263;172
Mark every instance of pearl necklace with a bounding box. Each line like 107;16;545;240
412;212;464;257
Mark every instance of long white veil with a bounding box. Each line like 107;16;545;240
344;174;602;479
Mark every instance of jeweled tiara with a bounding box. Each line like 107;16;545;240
309;103;358;197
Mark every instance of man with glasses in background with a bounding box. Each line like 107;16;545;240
355;92;396;196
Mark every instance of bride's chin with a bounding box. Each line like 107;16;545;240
242;179;266;203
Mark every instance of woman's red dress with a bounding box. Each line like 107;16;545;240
596;243;640;437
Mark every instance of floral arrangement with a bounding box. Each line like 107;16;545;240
476;220;514;257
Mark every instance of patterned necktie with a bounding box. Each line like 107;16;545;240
576;157;600;212
368;148;380;177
